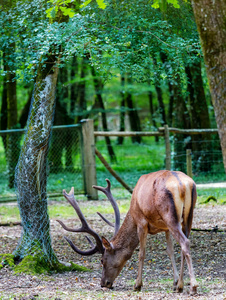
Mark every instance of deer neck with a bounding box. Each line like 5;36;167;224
111;210;139;254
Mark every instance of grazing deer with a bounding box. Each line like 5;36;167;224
57;170;198;294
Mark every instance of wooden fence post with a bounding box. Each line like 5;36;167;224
186;149;193;178
164;125;171;170
81;119;98;200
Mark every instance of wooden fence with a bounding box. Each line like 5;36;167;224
80;120;220;199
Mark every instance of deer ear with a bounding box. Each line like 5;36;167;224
102;236;113;251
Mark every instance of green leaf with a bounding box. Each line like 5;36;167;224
96;0;107;9
60;7;75;17
80;0;92;8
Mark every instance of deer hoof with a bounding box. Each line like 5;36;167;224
134;284;142;291
176;286;183;293
190;286;198;295
173;280;178;291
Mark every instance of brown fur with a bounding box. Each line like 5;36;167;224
101;170;198;294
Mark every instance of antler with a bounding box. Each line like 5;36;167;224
57;187;104;255
93;179;120;236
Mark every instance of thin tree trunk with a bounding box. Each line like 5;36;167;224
153;58;167;125
19;88;32;128
148;85;159;143
117;74;126;145
70;55;79;115
76;57;88;122
91;66;117;163
173;74;191;172
126;76;142;143
185;60;212;172
191;0;226;172
1;53;7;152
5;42;20;189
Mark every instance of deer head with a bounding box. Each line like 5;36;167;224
57;179;123;288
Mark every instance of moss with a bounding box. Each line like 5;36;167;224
0;254;15;269
0;253;89;275
13;254;89;275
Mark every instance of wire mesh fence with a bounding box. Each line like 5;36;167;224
94;130;225;189
172;134;225;183
0;125;83;202
0;123;225;203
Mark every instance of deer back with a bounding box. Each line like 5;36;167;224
130;170;196;236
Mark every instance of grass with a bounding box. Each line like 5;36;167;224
0;187;225;224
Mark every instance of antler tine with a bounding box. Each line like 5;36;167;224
64;236;99;256
97;212;114;228
93;179;120;236
57;187;104;255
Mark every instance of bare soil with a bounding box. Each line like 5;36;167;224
0;202;225;300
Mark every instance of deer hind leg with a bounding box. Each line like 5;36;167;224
134;224;148;291
170;227;198;295
176;252;185;293
165;231;179;290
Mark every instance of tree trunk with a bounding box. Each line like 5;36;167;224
117;75;126;145
1;53;7;152
126;77;142;144
19;88;33;128
173;74;191;172
91;66;117;163
191;0;226;172
148;85;159;143
153;58;167;125
5;43;20;189
14;54;59;264
76;56;88;123
70;55;79;115
185;60;212;172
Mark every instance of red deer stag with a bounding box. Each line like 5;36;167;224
57;170;198;294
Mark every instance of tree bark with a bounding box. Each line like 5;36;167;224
191;0;226;172
117;74;126;145
1;53;7;152
5;42;20;188
91;66;117;162
173;74;191;172
185;60;212;172
126;76;142;143
14;54;59;264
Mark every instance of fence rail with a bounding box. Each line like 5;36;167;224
0;120;225;202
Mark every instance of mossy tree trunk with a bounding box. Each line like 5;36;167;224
191;0;226;172
14;53;59;265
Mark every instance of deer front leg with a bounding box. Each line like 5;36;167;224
165;231;179;290
134;225;148;291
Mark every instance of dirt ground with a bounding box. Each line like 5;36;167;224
0;202;225;300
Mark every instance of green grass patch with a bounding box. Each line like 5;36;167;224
197;188;226;204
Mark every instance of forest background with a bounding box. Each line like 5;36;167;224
0;0;225;191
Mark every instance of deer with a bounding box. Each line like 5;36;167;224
57;170;198;294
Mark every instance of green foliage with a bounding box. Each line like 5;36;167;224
0;0;201;83
81;0;107;9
